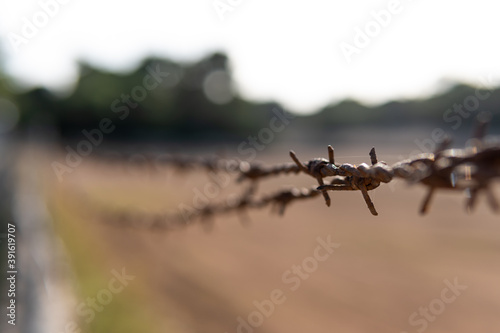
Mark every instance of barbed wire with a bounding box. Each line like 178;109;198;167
81;117;500;232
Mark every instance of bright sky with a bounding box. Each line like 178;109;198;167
1;0;500;114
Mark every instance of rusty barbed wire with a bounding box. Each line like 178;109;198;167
80;117;500;232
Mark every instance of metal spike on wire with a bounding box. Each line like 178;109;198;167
81;115;500;232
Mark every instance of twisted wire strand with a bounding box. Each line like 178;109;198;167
82;119;500;231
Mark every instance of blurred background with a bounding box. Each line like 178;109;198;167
1;0;500;332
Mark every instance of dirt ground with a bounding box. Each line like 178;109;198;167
46;144;500;333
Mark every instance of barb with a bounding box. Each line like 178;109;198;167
78;116;500;232
95;185;322;232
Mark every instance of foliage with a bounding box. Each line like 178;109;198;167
1;52;500;142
